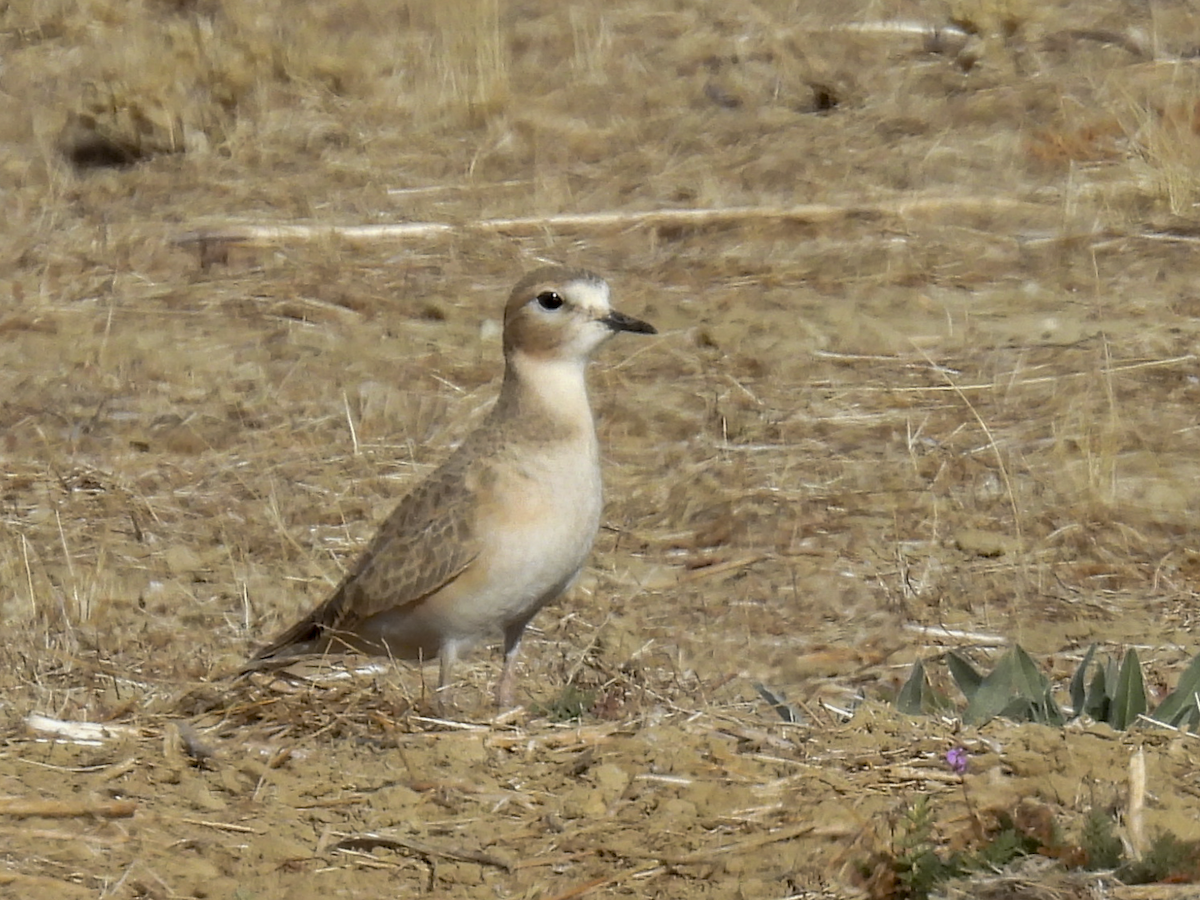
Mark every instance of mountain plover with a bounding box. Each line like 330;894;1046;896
247;266;656;708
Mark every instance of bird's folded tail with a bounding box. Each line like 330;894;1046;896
237;579;354;676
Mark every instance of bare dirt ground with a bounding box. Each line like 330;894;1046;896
4;1;1200;897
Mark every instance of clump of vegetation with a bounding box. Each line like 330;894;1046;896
882;796;962;898
533;684;596;722
858;643;1200;897
857;794;1050;899
1118;831;1200;885
859;794;1200;899
895;644;1200;730
1078;808;1123;869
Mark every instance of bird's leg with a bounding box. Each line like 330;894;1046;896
436;642;460;712
496;619;532;709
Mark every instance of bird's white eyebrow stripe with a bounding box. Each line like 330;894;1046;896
564;279;612;316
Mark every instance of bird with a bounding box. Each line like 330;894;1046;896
245;266;656;709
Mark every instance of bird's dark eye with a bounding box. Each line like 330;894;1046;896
536;291;564;310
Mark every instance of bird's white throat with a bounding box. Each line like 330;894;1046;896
507;352;595;430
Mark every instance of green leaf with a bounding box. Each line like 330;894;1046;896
996;696;1037;722
994;687;1064;727
963;645;1055;725
897;660;930;715
1038;684;1066;726
1009;645;1051;696
946;651;984;701
1069;644;1098;716
962;675;1014;724
1151;652;1200;728
1110;648;1148;730
1084;665;1110;721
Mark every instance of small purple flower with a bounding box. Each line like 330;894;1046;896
946;747;969;775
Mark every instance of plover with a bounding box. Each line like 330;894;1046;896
246;266;655;708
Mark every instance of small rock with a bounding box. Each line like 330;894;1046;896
164;545;203;575
591;763;630;802
955;529;1017;558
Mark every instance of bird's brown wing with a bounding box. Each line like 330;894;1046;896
248;450;483;663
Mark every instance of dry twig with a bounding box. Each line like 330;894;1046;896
175;195;1043;252
0;798;136;819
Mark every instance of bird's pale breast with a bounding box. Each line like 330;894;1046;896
471;432;603;625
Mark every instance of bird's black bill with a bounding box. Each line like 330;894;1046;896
603;310;657;335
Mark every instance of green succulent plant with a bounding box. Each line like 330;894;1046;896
894;644;1200;730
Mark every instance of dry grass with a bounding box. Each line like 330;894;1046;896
3;0;1200;897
